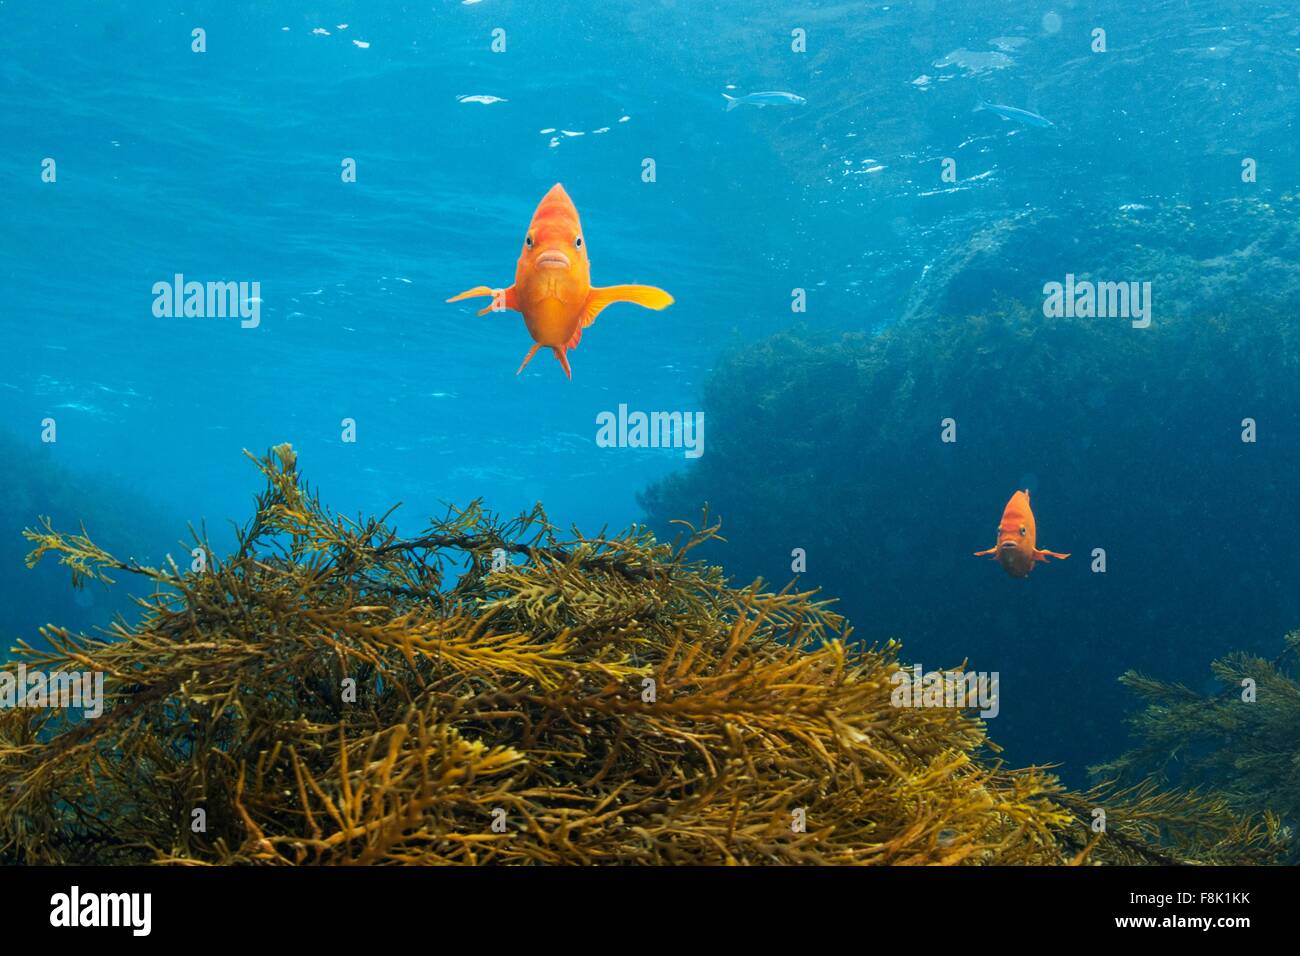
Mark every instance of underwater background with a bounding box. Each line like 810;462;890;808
3;0;1299;794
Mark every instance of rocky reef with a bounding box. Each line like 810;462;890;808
898;196;1300;329
638;288;1300;778
0;446;1281;864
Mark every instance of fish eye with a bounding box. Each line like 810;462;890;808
1019;526;1027;536
575;236;583;248
525;235;533;248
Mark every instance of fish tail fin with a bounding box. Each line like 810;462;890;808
723;93;739;112
553;347;572;379
516;343;542;376
449;285;517;316
974;99;989;113
1035;549;1070;562
580;284;675;328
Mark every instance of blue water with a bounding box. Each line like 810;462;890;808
3;0;1300;782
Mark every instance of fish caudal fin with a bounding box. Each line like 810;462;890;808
516;343;542;376
1034;549;1070;562
553;347;572;379
579;284;675;328
723;93;739;112
448;284;517;316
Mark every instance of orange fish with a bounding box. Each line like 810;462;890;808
973;490;1070;578
447;183;674;379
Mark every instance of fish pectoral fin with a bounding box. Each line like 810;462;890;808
447;285;494;302
1035;549;1070;562
973;548;997;558
579;284;675;328
448;284;517;315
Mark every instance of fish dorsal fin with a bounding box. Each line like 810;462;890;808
579;284;674;328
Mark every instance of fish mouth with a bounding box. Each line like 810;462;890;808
999;540;1019;551
535;251;570;269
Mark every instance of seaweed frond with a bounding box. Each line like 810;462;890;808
0;446;1268;865
1091;632;1300;861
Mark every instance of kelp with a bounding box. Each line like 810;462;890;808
1093;630;1300;859
0;446;1279;864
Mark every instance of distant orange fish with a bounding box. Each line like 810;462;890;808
447;183;674;379
973;490;1070;578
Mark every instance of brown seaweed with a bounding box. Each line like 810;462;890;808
0;445;1280;865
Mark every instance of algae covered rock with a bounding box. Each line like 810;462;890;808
0;447;1279;865
897;196;1300;329
638;295;1300;780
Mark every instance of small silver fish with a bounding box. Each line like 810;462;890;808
975;99;1054;128
723;91;806;111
